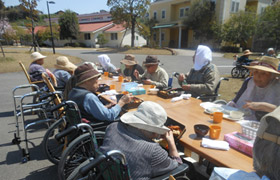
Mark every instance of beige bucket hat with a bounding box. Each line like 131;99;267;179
54;56;77;72
31;52;46;62
120;54;137;66
241;49;253;56
120;101;169;135
244;56;280;75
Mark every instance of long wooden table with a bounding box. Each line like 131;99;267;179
99;76;254;172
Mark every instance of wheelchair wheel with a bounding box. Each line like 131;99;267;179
43;118;66;165
241;68;249;78
58;132;105;180
231;67;240;78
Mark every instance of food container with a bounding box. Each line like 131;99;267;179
157;90;182;99
148;88;159;95
97;84;110;93
116;95;143;110
164;118;186;142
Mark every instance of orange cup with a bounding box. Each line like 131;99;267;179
150;85;156;89
104;72;109;76
110;84;116;90
210;112;223;123
122;91;129;95
118;76;124;82
209;125;221;139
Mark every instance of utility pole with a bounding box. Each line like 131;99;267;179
47;1;56;54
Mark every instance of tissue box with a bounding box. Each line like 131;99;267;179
224;132;254;157
121;82;138;91
127;87;146;95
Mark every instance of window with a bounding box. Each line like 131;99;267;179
84;33;91;40
153;11;157;20
162;10;165;19
153;33;156;41
231;0;240;13
135;36;139;40
185;7;190;15
179;8;184;18
161;32;165;41
111;33;118;40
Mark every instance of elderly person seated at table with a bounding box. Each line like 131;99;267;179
67;63;132;122
134;55;168;88
98;54;118;73
120;54;144;81
176;45;220;98
210;106;280;180
100;101;182;179
53;56;77;88
228;56;280;121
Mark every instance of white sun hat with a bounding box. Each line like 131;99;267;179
31;52;47;62
120;101;170;135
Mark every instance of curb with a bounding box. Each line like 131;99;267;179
163;47;177;55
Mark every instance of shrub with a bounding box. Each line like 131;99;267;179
220;46;240;53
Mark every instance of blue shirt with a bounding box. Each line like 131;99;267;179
53;69;71;87
83;93;121;121
28;62;46;88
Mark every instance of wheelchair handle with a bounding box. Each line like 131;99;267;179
79;155;107;176
55;125;77;141
222;78;229;81
50;101;66;113
39;91;62;101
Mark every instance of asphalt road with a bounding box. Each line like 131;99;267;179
0;47;234;180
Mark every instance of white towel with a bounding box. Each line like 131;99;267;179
171;94;192;102
201;138;230;151
99;90;118;96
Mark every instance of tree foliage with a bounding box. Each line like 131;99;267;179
138;18;157;46
221;10;256;46
96;33;108;46
184;0;216;42
58;10;79;41
107;0;150;47
256;2;280;49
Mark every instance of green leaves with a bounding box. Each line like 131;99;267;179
58;10;79;40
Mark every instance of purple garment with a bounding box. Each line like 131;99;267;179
28;62;46;88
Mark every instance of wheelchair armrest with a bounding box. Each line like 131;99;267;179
151;163;189;180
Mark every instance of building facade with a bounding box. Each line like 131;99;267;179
149;0;272;49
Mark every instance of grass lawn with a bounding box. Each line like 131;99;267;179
0;48;82;73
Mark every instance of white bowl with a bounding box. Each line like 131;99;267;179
148;88;159;95
230;111;244;119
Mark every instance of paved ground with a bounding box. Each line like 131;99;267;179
0;47;234;180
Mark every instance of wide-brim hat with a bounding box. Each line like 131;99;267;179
31;52;46;62
120;101;169;135
241;49;253;56
75;64;101;86
143;55;160;65
54;56;77;72
121;54;137;65
244;56;280;75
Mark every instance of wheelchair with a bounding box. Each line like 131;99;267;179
231;62;250;78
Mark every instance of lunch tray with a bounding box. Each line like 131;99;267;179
97;84;110;93
108;72;119;78
165;118;186;142
157;90;182;99
116;95;143;110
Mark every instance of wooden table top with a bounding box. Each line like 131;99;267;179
99;76;254;172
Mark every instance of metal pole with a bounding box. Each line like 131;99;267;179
47;1;55;54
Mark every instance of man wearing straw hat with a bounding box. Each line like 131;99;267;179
237;49;253;66
228;56;280;121
28;52;47;88
100;101;182;179
68;63;132;122
53;56;77;88
134;55;168;88
121;54;144;81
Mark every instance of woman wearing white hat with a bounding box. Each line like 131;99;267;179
100;101;182;179
228;56;280;120
28;52;47;88
53;56;77;88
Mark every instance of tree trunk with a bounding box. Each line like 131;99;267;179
120;27;128;47
131;17;135;47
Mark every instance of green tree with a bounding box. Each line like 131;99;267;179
184;0;217;42
58;10;79;42
96;33;108;47
138;18;157;46
107;0;150;47
256;2;280;50
221;10;256;47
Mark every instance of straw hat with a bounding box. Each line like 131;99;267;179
120;101;169;135
241;49;253;56
120;54;137;66
75;63;101;86
143;55;160;66
244;56;280;75
54;56;77;72
31;52;46;62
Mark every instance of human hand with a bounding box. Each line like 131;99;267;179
142;79;152;85
118;93;133;107
243;101;277;113
182;84;191;91
133;70;139;80
163;130;175;144
178;73;185;82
